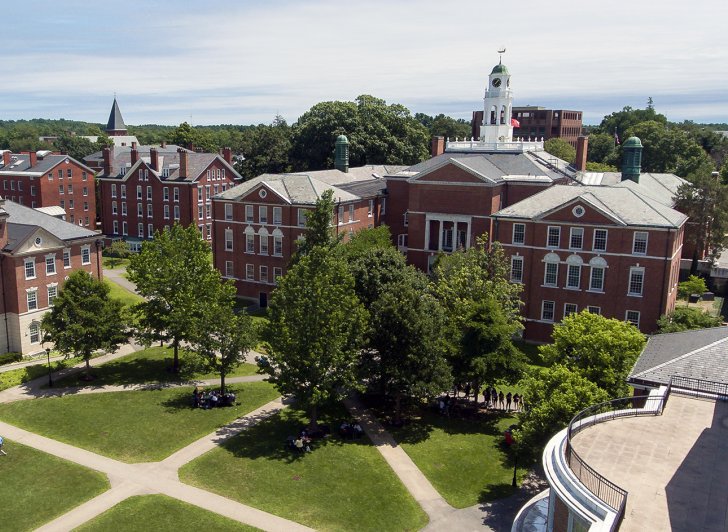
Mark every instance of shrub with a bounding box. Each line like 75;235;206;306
678;275;708;300
0;352;23;365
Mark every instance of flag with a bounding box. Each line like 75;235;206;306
614;129;620;145
511;118;520;128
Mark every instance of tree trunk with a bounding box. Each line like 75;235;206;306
690;249;699;275
308;404;319;431
220;370;226;395
85;355;91;375
473;380;480;405
394;394;402;424
172;339;180;373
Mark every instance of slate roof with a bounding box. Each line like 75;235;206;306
2;199;98;252
402;151;567;183
576;172;687;207
628;327;728;386
94;150;241;183
217;174;360;205
84;145;189;167
106;98;127;133
492;184;687;228
336;179;387;197
0;153;95;175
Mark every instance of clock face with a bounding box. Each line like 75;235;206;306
492;78;502;88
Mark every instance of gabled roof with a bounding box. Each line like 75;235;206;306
575;172;687;208
106;98;127;133
628;327;728;386
0;153;95;176
216;174;359;205
95;151;242;183
492;184;687;228
1;199;98;252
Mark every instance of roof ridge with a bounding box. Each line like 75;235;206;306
631;335;728;379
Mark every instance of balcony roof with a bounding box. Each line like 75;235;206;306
570;395;728;532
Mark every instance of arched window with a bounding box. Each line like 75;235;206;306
490;105;497;125
500;105;507;125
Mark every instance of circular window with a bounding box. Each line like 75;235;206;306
34;237;42;247
572;205;585;218
258;189;267;199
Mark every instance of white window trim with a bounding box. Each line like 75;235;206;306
543;261;559;287
547;226;561;248
625;310;641;328
512;223;526;245
588;266;605;292
593;228;608;252
564;303;578;317
24;258;36;280
510;256;524;283
632;231;648;255
628;266;645;296
569;227;584;250
541;300;555;322
566;264;581;290
81;245;91;265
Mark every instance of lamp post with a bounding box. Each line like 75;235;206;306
45;347;53;387
512;450;518;488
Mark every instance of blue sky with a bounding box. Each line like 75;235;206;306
3;0;727;126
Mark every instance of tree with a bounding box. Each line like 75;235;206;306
347;245;417;309
544;138;576;163
261;247;367;427
292;189;340;262
105;240;130;268
585;132;617;165
127;224;225;372
539;311;646;398
41;270;127;376
416;113;472;140
516;365;609;457
677;275;708;299
597;105;667;140
674;172;728;268
291;95;429;170
192;291;256;394
657;307;723;334
234;116;292;180
337;225;394;262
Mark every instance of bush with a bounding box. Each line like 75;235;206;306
678;275;708;300
0;352;23;365
657;307;723;333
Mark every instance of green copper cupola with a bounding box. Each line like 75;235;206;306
334;134;349;173
621;136;643;183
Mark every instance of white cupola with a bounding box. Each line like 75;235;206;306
480;59;513;143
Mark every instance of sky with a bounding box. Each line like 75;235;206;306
3;0;727;127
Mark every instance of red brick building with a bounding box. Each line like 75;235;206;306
0;150;97;228
0;198;103;355
212;164;400;306
96;146;241;250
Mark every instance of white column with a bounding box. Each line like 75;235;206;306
437;219;443;251
424;217;430;250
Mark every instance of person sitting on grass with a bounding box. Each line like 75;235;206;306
352;421;364;438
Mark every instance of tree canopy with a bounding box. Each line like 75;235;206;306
544;138;576;163
657;306;723;334
41;270;127;374
539;311;646;398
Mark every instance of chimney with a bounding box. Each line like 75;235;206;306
150;148;159;171
103;147;112;175
575;136;588;172
178;148;188;178
2;151;10;166
161;141;167;148
131;141;137;149
431;136;445;157
27;150;37;167
222;147;232;165
130;147;138;165
334;135;349;173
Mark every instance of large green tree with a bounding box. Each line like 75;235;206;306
127;224;225;372
657;307;723;334
234;115;292;180
544;138;576;163
516;365;609;456
261;247;367;427
540;311;646;397
292;189;340;262
291;95;429;170
41;270;127;375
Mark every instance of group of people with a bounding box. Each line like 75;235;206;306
286;428;313;453
483;387;521;412
339;420;364;440
191;387;236;409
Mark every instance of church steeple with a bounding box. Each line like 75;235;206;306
479;56;514;143
106;97;128;137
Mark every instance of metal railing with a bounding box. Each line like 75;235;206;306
669;375;728;399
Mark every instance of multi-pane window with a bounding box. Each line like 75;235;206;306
120;185;126;199
112;201;118;215
198;205;204;220
147;204;153;218
589;267;605;291
225;229;233;251
173;188;180;202
510;256;524;283
273;267;283;283
260;235;269;255
225;261;234;277
544;262;559;286
147;186;152;201
83;187;88;196
27;290;38;311
174;205;180;220
541;300;555;321
512;223;525;245
31;185;37;196
63;249;71;268
138;223;144;238
59;185;64;195
633;232;648;254
625;310;641;328
111;184;117;198
29;322;40;343
45;255;56;275
245;205;254;223
628;267;644;296
593;229;608;252
273;207;282;225
148;224;154;238
368;200;374;217
569;227;584;250
82;171;88;181
566;264;581;289
348;204;355;222
587;306;601;314
48;285;57;305
206;204;211;219
246;234;255;253
122;221;128;235
24;259;36;279
113;220;119;234
164;205;170;219
273;236;283;256
225;204;233;221
163;187;169;201
122;202;127;216
298;209;307;227
338;205;344;224
547;226;560;248
68;184;73;194
137;204;143;217
260;265;269;283
136;185;142;200
246;264;254;280
564;303;578;317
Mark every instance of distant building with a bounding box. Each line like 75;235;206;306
0;150;97;228
472;106;583;147
0;198;102;355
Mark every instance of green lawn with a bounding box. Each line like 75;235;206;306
53;347;258;387
104;278;143;307
387;409;529;508
0;382;279;463
0;439;109;531
0;357;79;392
180;405;428;532
102;256;130;269
76;494;258;531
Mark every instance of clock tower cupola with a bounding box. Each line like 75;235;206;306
480;55;514;143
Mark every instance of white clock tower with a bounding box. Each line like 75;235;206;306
480;59;513;143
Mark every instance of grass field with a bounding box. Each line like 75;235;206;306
0;357;79;392
180;405;428;531
102;257;131;270
76;494;258;531
53;346;259;387
104;278;143;307
0;382;279;462
0;439;109;530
